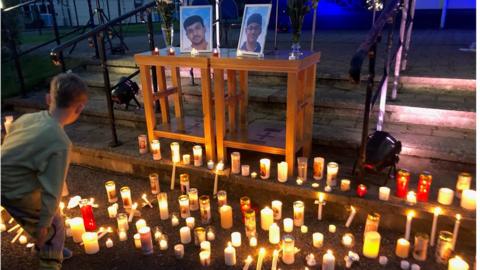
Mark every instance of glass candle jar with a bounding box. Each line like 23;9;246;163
194;227;206;246
120;186;132;209
105;181;117;203
170;142;181;163
179;174;190;194
149;173;160;195
313;157;325;180
240;196;251;221
231;152;241;174
259;158;271;179
244;209;256;238
217;190;227;207
157;192;169;220
413;233;429;261
138;134;148;154
151;140;161;160
396;169;410;198
206;226;216;241
364;212;381;234
417;172;432;202
116;213;129;231
357;184;367;197
297;157;308;181
456;172;472;199
282;235;295;264
188;188;199;211
293;201;305;227
178;195;190;218
326;162;339;187
193;145;203;167
199;195;211;224
79;199;96;231
158;233;169;251
435;231;453;264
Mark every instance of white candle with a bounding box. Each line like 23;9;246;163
188;188;199;211
379;186;391;201
313;157;325;180
213;161;224;196
134;233;141;248
178;195;190;218
105;181;117;203
243;255;253;270
105;238;113;248
277;161;288;182
70;217;86;243
128;202;138;223
269;223;280;244
136;219;147;232
19;235;27;245
448;256;469;270
283;218;293;232
451;214;461;251
241;165;250;176
107;204;118;218
159;237;168;250
322;250;335;270
224;242;237;266
438;188;454;205
220;205;233;229
282;235;295;264
118;230;127;241
193;145;203;166
141;194;153;208
82;232;100;254
170;142;181;163
342;233;354;248
363;231;381;259
261;207;274;231
301;225;308;233
186;217;195;229
297;157;308;181
249;236;257;247
231;152;241;174
460;189;476;210
199;250;211;266
182;154;191;165
217;190;228;206
406;191;417;205
456;172;472;198
430;207;441;246
157;193;169;220
138;134;148;154
256;248;266;270
345;206;356;228
259;159;271;179
293;201;304;227
207;160;214;169
317;193;325;220
272;200;282;220
139;226;153;255
180;226;191;244
231;232;241;247
395;238;410;258
170;163;177;190
271;249;279;270
329;224;336;233
200;240;211;253
206;227;215;241
151;140;161;160
326;162;339;187
174;244;184;259
171;214;179;227
405;211;414;240
312;232;324;248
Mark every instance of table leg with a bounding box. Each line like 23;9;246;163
238;71;249;129
214;68;226;162
296;70;306;148
171;66;184;119
201;68;216;162
302;65;317;157
155;66;170;124
227;70;237;133
139;65;156;143
286;72;299;177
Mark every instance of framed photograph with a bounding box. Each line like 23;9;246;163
180;5;213;53
237;4;272;56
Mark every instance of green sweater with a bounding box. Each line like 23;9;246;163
1;111;71;227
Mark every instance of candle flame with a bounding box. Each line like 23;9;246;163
259;247;266;255
59;202;65;209
327;249;333;254
227;241;232;247
245;255;253;263
433;207;442;215
132;202;138;209
107;227;113;232
318;192;325;201
456;214;462;221
216;161;224;171
350;206;356;212
407;210;415;218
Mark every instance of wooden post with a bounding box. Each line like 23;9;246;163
286;72;299;177
214;69;226;162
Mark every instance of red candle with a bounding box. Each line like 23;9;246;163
357;184;367;197
417;171;432;202
80;199;97;231
396;169;410;198
240;196;251;223
168;47;175;56
212;48;219;57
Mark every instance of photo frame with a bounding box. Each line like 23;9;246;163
180;5;213;53
237;4;272;57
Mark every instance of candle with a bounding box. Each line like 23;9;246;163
313;157;325;180
269;223;280;244
241;165;250;176
174;244;184;259
413;233;429;261
437;188;454;205
151;140;161;160
217;190;227;207
159;234;168;250
452;214;461;251
322;250;335;270
213;47;219;56
271;249;279;270
118;230;127;241
105;181;118;203
364;212;381;234
379;256;388;266
293;201;304;227
178;195;190;218
340;179;351;191
213;161;224;196
379;186;390;201
11;228;24;244
240;196;251;220
244;209;256;238
168;47;175;55
259;158;271;179
277;162;288;182
200;250;211;266
188;188;199;211
135;219;147;232
456;172;472;198
157;192;169;220
180;226;191;244
400;260;410;270
4;115;13;134
179;174;190;194
256;248;266;270
186;217;195;229
363;231;381;258
182;154;191;165
231;232;242;247
207;160;214;169
152;47;159;55
200;240;211;253
435;231;453;264
171;213;179;227
395;238;410;258
206;226;215;241
224;242;237;266
430;207;441;246
199;195;211;224
406;191;417;205
138;134;148;154
448;256;469;270
220;204;233;229
326;162;339;187
357;184;367;197
282;235;295;264
127;202;138;223
301;225;308;233
345;206;356;228
342;233;355;248
19;235;27;245
141;194;153;208
148;173;160;195
106;238;113;248
193;227;206;246
317;192;325;220
134;233;141;248
260;207;274;231
272;200;282;220
82;232;100;254
120;186;132;209
396;169;410;198
283;218;293;232
139;226;153;255
193;145;203;167
249;236;257;247
297;157;308;181
170;142;181;163
231;152;241;174
417;171;432;202
329;224;337;233
70;217;86;243
251;172;257;178
460;189;476;210
405;211;414;240
312;232;324;248
107;204;118;218
243;255;253;270
79;199;96;231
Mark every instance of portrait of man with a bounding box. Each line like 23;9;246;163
237;4;272;56
180;6;213;53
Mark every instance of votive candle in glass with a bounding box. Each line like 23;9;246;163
159;234;168;250
277;162;288;183
138;134;148;154
157;192;169;220
396;169;410;198
199;195;211;224
206;226;215;241
357;184;367;197
220;204;233;229
342;233;355;248
260;158;271;179
149;173;160;195
188;188;199;211
448;256;469;270
179;226;191;244
282;235;295;264
326;162;339;187
231;152;241;174
313;157;325;180
460;189;476;210
340;179;351;191
174;244;184;259
151;140;161;160
70;217;86;243
135;219;147;232
117;213;129;231
260;207;274;231
406;191;417;205
364;212;381;234
272;200;282;220
193;145;203;167
170;142;181;163
194;227;206;246
217;190;227;207
240;196;251;220
379;186;390;201
182;154;191;165
107;204;118;218
244;209;256;238
283;218;293;233
297;157;308;181
241;165;250;177
417;171;432;202
435;231;453;264
178;195;190;218
231;232;242;247
105;181;117;203
412;233;429;261
179;173;190;194
363;231;381;259
120;186;132;209
312;232;324;248
82;232;100;254
438;188;454;205
293;201;304;227
79;199;96;231
186;217;195;229
269;223;280;244
456;172;472;199
139;226;153;255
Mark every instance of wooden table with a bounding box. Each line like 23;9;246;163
134;49;216;161
212;50;321;176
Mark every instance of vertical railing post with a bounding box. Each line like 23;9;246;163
117;0;123;37
402;0;416;70
7;27;26;97
73;0;80;26
274;0;279;50
390;0;409;100
310;1;317;51
49;0;66;72
87;0;100;58
147;10;160;112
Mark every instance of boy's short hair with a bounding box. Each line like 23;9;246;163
49;73;88;109
184;15;204;30
247;13;262;27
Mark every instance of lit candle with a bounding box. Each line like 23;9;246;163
308;231;323;249
149;173;160;195
283;218;293;233
213;161;224;196
282;235;295;264
260;207;274;231
271;249;279;270
206;226;215;241
340;179;351;191
220;204;233;229
241;165;250;176
437;188;454;205
430;207;441;246
417;171;432;202
79;199;96;231
244;209;256;238
199;250;211;266
178;195;190;218
200;240;211;253
231;152;241;174
317;192;325;220
251;172;257;178
224;242;237;266
326;162;339;187
182;154;191;165
460;189;476;210
174;244;184;259
322;250;335;270
199;195;211;224
259;158;271;179
152;47;159;55
179;174;190;194
11;228;24;244
249;236;257;247
127;202;138;223
168;47;175;55
134;233;141;248
193;145;203;167
213;47;219;57
342;233;355;248
106;238;113;248
277;162;288;182
105;181;117;203
186;217;195;229
171;213;179;226
256;248;266;270
301;225;308;233
345;206;356;228
435;231;453;264
357;184;367;197
157;192;169;220
363;231;381;258
243;255;253;270
82;232;99;254
135;219;147;232
4;115;13;134
180;226;191;244
217;190;227;207
70;217;86;243
448;256;469;270
395;238;410;258
396;169;410;198
118;230;127;241
139;226;153;255
151;140;161;160
405;211;414;240
272;200;282;220
293;201;304;227
329;224;336;233
231;232;242;247
297;157;308;181
120;186;132;209
170;142;180;190
159;234;168;250
269;223;280;244
406;191;417;205
379;186;390;201
364;212;381;234
207;160;214;170
193;227;206;246
141;194;153;208
451;214;461;251
107;204;118;218
456;172;472;198
313;157;325;180
138;134;148;154
412;233;429;261
188;188;199;211
19;235;27;245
